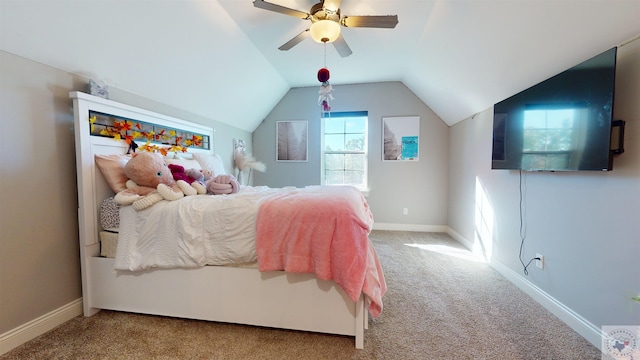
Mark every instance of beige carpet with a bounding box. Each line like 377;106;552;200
2;231;602;359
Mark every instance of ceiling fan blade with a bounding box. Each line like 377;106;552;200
253;0;310;19
333;34;352;58
278;29;311;51
341;15;398;28
322;0;342;12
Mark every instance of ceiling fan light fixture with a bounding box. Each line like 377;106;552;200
310;20;340;43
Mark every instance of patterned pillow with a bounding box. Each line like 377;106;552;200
99;197;120;232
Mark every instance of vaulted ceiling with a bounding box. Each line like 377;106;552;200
2;0;639;132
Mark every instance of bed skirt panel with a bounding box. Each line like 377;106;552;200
87;257;366;348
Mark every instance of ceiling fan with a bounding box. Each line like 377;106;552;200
253;0;398;57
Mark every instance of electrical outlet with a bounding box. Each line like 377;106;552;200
536;254;544;270
403;208;408;215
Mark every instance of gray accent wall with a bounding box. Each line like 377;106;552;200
0;51;252;335
447;38;640;335
252;82;450;227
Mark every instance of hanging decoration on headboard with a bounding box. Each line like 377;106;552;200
317;41;334;113
89;113;206;156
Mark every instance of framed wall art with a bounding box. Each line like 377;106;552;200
233;139;246;156
276;120;308;162
382;116;420;161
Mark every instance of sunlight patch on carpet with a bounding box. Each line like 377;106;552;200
404;243;485;262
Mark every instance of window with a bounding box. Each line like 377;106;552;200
321;111;368;190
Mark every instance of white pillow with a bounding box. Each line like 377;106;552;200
193;153;226;176
164;157;202;170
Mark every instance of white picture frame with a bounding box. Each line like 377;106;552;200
276;121;308;162
382;116;420;161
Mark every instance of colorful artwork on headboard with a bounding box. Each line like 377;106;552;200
88;110;210;155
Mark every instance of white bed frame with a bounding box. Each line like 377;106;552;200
71;91;368;348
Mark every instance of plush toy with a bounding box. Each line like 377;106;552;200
184;168;203;183
206;174;240;195
200;169;215;182
114;152;201;210
168;163;194;183
185;168;214;188
182;168;219;194
168;164;206;194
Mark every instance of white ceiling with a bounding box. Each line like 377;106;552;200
2;0;640;132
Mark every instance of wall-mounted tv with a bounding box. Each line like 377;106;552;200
492;47;617;171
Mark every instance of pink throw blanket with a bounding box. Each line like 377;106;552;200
256;186;387;317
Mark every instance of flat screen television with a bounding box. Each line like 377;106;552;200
491;47;617;171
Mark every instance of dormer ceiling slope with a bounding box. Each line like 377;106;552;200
2;0;639;132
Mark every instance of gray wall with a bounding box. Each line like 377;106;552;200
447;38;640;331
0;50;251;334
252;82;450;227
0;51;83;335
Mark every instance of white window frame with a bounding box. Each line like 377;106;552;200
320;111;369;193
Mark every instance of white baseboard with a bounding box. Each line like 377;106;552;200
0;298;83;356
372;223;449;232
445;228;603;350
488;260;603;350
445;227;474;250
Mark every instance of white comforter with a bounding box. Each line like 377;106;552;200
114;186;288;271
